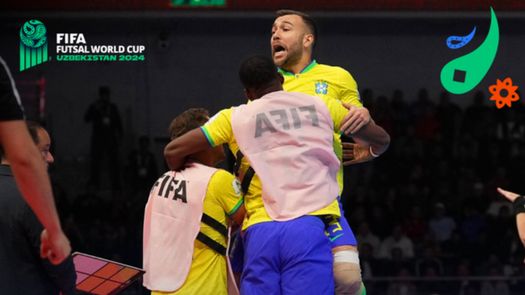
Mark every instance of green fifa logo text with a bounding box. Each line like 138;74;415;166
19;20;48;71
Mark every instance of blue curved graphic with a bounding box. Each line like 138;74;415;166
446;27;477;49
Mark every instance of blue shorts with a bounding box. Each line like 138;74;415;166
325;199;358;247
229;200;358;274
241;216;334;295
229;229;244;274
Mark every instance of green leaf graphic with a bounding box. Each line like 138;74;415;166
440;8;499;95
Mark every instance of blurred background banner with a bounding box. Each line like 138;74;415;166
1;0;525;11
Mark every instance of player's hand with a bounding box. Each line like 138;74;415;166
40;229;71;265
340;104;371;135
342;142;375;166
497;187;521;202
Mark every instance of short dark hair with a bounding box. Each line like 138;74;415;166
168;108;209;140
0;121;42;159
276;9;318;48
239;55;279;90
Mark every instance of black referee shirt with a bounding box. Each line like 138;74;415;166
0;165;77;294
0;56;24;121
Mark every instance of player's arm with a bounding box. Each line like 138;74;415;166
225;185;245;228
0;120;71;265
211;170;245;224
342;140;375;166
518;215;525;249
165;108;232;170
208;170;245;229
344;119;390;157
327;98;390;157
164;128;211;170
337;68;361;107
228;195;246;228
338;68;370;134
341;104;371;135
497;188;525;248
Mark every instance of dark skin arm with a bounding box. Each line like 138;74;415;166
229;206;246;231
164;126;245;222
164;128;212;171
341;118;390;156
342;140;375;166
338;104;387;165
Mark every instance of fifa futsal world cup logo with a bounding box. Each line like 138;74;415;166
19;20;48;71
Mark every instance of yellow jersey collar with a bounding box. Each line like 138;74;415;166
278;60;317;76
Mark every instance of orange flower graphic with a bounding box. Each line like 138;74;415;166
489;77;520;109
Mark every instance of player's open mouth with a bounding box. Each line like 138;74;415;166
273;45;286;59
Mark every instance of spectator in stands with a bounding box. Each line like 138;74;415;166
428;202;456;243
84;86;123;191
386;267;417;295
126;135;158;195
357;222;380;256
402;205;427;244
414;245;444;277
378;225;414;259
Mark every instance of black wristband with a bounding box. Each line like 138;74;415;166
512;196;525;215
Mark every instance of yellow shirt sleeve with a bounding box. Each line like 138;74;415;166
201;108;234;148
337;67;363;107
207;169;243;216
321;97;348;132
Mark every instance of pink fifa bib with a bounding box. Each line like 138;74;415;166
143;163;217;292
231;91;340;221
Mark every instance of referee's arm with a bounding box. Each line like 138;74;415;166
0;56;71;265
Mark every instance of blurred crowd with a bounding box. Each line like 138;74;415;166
344;88;525;294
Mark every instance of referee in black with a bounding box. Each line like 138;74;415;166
0;56;70;265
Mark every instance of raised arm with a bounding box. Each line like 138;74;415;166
324;98;382;165
341;116;390;157
340;103;371;134
497;187;525;249
164;128;211;170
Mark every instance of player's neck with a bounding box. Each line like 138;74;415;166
283;55;312;75
254;84;283;99
0;159;9;165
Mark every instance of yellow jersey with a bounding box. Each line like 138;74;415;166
280;60;363;194
279;60;362;106
201;94;349;230
152;169;243;295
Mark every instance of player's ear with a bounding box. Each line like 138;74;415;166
303;33;314;49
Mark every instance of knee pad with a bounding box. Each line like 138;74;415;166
333;250;363;295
